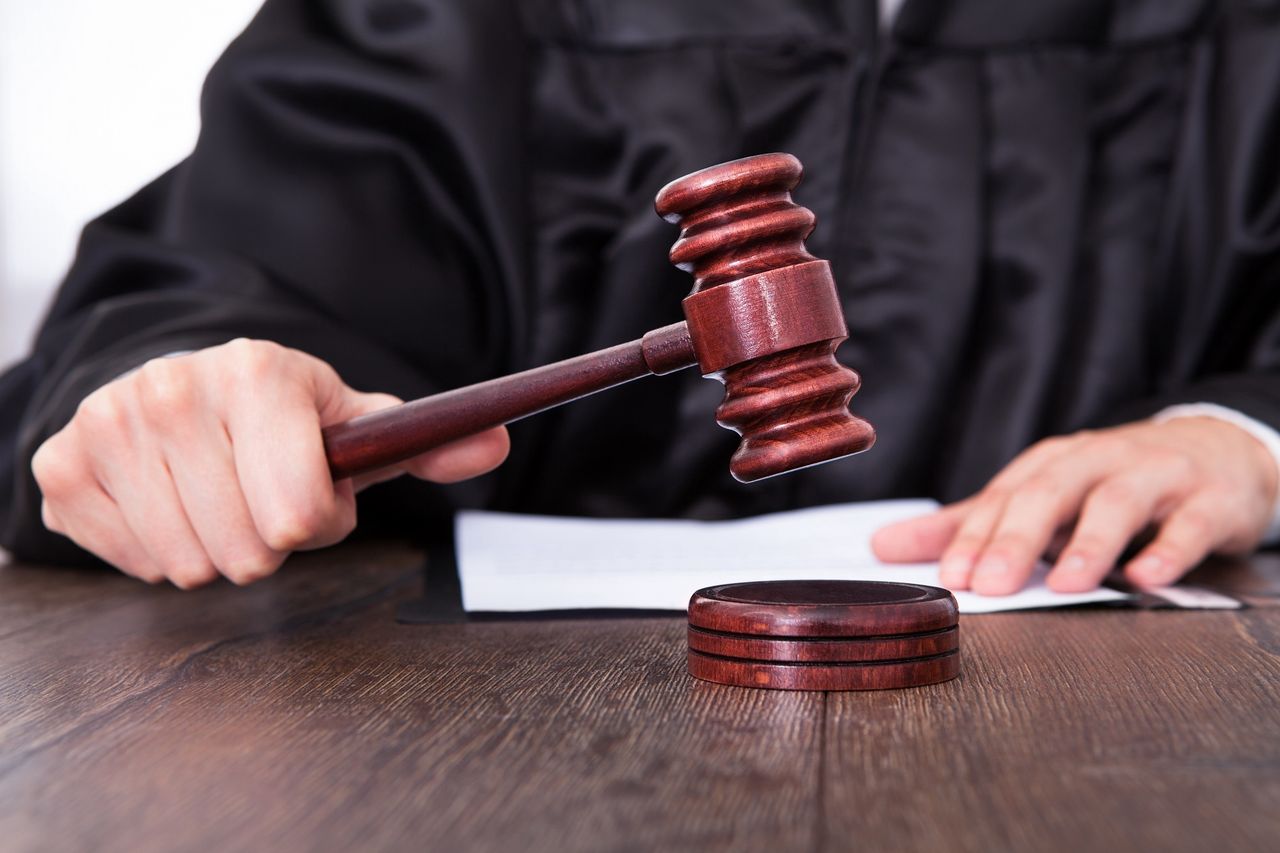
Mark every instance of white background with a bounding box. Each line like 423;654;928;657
0;0;263;370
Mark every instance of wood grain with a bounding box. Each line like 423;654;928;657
0;548;821;852
819;607;1280;853
1;546;1278;852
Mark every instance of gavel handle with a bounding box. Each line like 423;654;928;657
322;322;698;480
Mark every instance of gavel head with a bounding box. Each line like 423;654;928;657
654;153;876;482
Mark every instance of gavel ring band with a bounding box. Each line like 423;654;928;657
681;260;849;375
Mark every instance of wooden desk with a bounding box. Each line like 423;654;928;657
2;544;1278;852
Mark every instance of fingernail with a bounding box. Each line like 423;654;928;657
974;555;1009;578
939;555;971;581
1130;555;1169;583
1057;554;1089;574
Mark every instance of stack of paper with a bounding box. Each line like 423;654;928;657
455;499;1130;614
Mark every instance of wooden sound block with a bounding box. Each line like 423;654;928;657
686;580;961;691
687;624;958;663
688;580;958;638
687;649;961;691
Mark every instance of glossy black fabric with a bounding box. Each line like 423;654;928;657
3;0;1280;562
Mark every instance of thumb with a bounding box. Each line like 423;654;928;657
349;425;511;493
306;364;407;490
399;427;511;484
317;383;404;428
314;378;510;491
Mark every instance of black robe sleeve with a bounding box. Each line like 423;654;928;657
0;0;531;561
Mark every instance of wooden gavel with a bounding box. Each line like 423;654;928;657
322;153;876;483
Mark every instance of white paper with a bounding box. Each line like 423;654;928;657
456;499;1130;614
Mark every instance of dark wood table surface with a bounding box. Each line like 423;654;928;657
2;542;1278;852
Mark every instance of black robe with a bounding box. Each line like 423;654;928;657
3;0;1279;563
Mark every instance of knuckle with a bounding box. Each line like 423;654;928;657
1173;509;1217;542
977;483;1012;506
1085;434;1116;455
117;560;163;584
949;533;988;554
989;531;1036;556
40;500;63;534
224;338;285;381
260;508;326;552
76;389;129;435
1066;533;1117;559
1151;448;1197;480
168;560;219;590
1090;433;1131;458
1092;479;1139;510
31;438;81;497
222;552;284;585
1013;476;1060;506
136;358;198;415
1030;435;1070;457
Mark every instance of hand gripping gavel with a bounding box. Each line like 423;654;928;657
322;153;876;483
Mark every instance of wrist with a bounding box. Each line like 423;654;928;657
1152;404;1280;544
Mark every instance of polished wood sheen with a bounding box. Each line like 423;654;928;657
323;153;874;482
686;648;961;691
656;154;875;481
2;548;1280;850
687;624;959;662
323;322;697;479
688;580;959;638
686;581;960;691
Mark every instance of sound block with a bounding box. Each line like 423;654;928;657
687;624;958;662
687;580;961;691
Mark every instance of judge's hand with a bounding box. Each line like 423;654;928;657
872;417;1277;595
31;338;509;588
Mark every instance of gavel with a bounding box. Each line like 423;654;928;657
322;153;876;483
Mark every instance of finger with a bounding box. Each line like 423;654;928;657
968;478;1095;596
161;424;286;586
43;487;167;583
938;496;1010;591
132;353;287;585
968;437;1142;595
871;501;970;563
399;427;511;484
40;398;204;585
94;443;219;590
934;437;1086;590
1047;467;1181;593
981;435;1079;493
223;344;365;553
76;385;218;589
1123;495;1226;587
32;439;165;583
231;395;355;554
348;427;511;493
350;466;409;493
